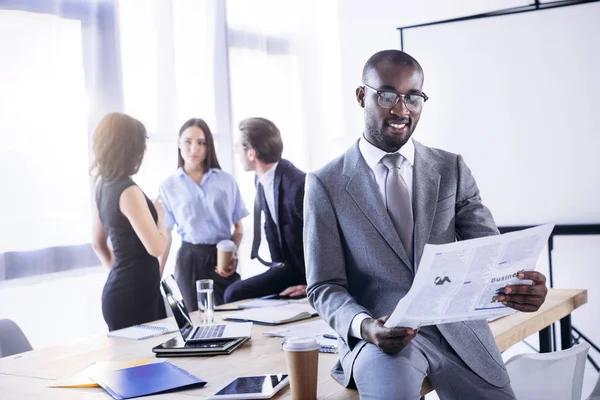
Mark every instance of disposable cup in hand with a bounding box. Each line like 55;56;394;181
216;240;236;274
282;336;320;400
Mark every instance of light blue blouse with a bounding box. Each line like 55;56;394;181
159;168;249;244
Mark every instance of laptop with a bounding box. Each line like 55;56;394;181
161;276;252;342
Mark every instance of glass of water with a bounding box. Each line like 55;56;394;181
196;279;214;325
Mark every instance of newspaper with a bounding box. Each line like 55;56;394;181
385;224;555;329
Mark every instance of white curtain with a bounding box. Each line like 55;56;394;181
226;0;345;277
119;0;220;196
0;10;90;252
118;0;227;277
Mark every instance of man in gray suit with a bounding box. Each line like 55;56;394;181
304;49;548;399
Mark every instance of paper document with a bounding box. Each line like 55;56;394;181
50;359;161;388
385;224;554;329
238;299;289;308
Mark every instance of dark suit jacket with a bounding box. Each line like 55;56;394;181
262;159;307;283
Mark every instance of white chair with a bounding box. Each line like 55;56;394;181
506;343;590;400
0;319;33;358
587;371;600;400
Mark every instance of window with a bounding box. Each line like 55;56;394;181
0;10;90;252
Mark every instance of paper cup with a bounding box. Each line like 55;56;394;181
216;240;236;274
282;337;319;400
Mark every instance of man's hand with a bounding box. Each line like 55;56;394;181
496;271;548;312
360;316;418;354
279;285;307;298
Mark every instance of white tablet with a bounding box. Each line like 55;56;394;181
208;374;289;399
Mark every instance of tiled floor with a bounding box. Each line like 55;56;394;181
1;266;598;399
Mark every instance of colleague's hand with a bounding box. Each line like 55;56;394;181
496;271;548;312
360;316;418;354
153;197;166;221
279;285;307;298
214;253;237;278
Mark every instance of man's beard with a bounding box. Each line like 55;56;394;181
365;113;406;151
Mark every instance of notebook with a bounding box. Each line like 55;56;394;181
153;336;249;357
91;361;206;400
107;323;178;340
223;303;318;325
316;337;338;354
265;319;339;353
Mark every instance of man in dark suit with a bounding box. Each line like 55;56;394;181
304;50;548;399
224;117;307;303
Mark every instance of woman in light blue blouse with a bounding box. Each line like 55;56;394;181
159;118;249;309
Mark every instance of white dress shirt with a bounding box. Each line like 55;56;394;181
349;136;415;339
258;161;279;226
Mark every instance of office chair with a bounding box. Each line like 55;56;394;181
505;342;590;400
0;319;32;358
587;371;600;400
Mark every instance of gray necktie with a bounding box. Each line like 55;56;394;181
382;153;414;266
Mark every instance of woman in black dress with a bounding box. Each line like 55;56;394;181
90;112;168;331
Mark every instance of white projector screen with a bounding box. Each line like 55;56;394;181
404;2;600;226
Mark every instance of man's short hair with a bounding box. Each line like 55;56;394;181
239;117;283;164
362;49;423;83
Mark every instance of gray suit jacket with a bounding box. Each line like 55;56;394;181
304;139;509;388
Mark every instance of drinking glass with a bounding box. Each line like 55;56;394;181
196;279;214;324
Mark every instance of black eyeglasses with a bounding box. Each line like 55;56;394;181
362;84;429;112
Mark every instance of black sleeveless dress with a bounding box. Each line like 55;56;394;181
96;177;166;331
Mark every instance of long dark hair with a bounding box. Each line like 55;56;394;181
177;118;221;171
89;112;147;182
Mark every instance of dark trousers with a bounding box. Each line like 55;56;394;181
223;266;305;303
175;242;240;310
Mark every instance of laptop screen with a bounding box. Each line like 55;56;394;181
161;276;194;339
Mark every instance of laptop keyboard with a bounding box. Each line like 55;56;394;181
192;324;226;339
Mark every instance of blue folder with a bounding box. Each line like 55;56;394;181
91;361;206;399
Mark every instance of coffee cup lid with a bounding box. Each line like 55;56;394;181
282;336;320;352
216;240;237;252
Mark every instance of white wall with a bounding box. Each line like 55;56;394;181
335;0;600;354
336;0;526;145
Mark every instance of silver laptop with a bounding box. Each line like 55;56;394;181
161;276;252;342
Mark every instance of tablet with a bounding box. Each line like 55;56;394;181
208;374;289;399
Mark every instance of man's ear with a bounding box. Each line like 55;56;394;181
356;86;365;108
247;148;257;162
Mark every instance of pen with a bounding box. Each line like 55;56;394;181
323;334;338;340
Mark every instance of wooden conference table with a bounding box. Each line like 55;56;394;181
0;289;587;399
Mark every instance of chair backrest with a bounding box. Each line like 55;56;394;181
587;371;600;400
506;343;590;400
0;319;33;358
